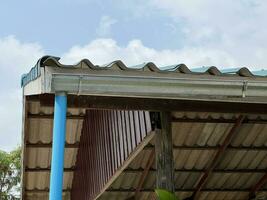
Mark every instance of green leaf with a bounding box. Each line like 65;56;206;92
0;147;21;200
155;189;179;200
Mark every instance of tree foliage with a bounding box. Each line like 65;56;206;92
155;189;180;200
0;147;21;200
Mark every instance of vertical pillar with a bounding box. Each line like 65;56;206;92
155;111;175;193
49;92;67;200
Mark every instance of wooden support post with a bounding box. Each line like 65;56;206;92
155;112;175;193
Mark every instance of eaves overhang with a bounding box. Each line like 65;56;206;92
22;56;267;104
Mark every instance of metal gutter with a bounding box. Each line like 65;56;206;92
42;72;267;103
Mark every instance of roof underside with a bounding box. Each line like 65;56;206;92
23;95;267;200
23;99;85;200
104;112;267;200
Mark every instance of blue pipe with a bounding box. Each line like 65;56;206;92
49;92;67;200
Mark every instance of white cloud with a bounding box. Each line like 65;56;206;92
147;0;267;68
96;15;117;36
0;36;44;152
1;24;266;151
63;0;267;68
62;38;237;67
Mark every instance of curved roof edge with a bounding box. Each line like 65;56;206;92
21;55;267;87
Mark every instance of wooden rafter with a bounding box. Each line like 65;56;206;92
106;188;267;192
145;144;267;151
134;150;155;199
189;115;245;200
25;189;70;193
25;167;75;172
25;188;267;193
93;131;155;200
27;112;267;124
172;117;267;124
124;168;267;174
25;167;267;174
26;142;267;151
249;173;267;199
26;142;79;148
27;113;85;119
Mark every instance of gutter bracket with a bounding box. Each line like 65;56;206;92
77;75;83;96
242;81;248;98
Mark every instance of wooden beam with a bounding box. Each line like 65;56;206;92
106;188;267;192
135;150;155;199
25;188;267;193
26;142;267;151
190;115;245;200
26;142;79;148
25;167;75;172
28;113;85;119
123;168;267;174
172;117;267;124
93;131;155;200
145;144;267;151
25;189;70;193
249;173;267;199
27;94;267;114
155;112;175;193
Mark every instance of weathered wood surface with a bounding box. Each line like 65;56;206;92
155;112;175;193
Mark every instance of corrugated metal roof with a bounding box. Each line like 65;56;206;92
21;55;267;87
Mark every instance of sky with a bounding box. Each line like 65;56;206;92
0;0;267;151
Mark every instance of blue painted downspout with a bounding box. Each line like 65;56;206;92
49;92;67;200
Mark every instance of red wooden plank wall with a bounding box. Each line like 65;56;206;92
71;109;152;200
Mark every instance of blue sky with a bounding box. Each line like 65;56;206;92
0;0;185;53
0;0;267;151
